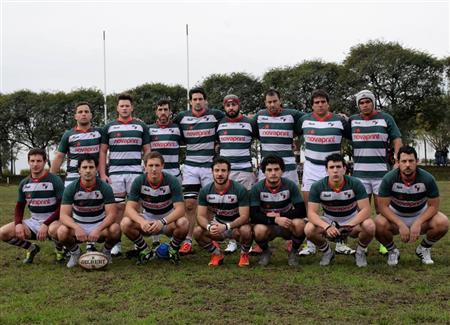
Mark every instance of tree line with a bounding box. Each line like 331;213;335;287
1;40;449;176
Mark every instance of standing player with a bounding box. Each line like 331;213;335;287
216;94;256;253
193;158;252;267
57;155;121;268
0;148;64;264
173;87;225;254
99;93;151;256
375;146;449;265
297;89;353;256
305;154;374;267
350;90;402;255
121;152;188;265
251;155;306;266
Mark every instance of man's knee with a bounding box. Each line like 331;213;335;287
193;225;205;240
361;219;376;236
253;224;268;241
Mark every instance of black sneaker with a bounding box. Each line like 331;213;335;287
136;248;154;265
23;244;40;264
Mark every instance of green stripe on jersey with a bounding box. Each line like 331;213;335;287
217;116;255;172
254;108;303;172
17;173;64;220
102;119;150;175
62;177;115;224
309;175;367;219
128;172;183;216
57;127;102;180
149;122;182;176
173;109;224;168
298;113;349;166
378;168;439;215
250;177;303;223
198;180;249;222
350;112;401;179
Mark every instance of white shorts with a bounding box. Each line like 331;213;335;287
321;214;355;226
389;205;427;227
142;211;171;235
182;165;213;187
301;160;327;192
110;174;140;202
23;218;44;237
357;178;382;195
258;169;299;185
230;170;256;190
77;221;102;236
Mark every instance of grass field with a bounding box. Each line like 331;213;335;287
0;183;449;324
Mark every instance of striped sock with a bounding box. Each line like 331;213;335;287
241;243;251;253
255;241;269;251
420;237;437;248
7;238;31;249
69;244;80;253
133;235;148;251
170;237;184;251
385;242;396;251
203;242;221;255
291;235;305;251
318;242;330;253
185;237;193;244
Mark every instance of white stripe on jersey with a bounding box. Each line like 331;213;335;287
151;141;179;149
164;168;180;176
109;151;142;160
69;145;100;155
206;194;238;204
180;115;219;124
260;189;291;202
351;119;388;128
305;149;340;161
108;124;144;132
141;185;171;197
217;123;252;132
352;133;389;142
259;129;293;138
282;157;296;165
302;120;344;129
149;128;181;136
162;155;179;163
66;172;80;179
261;143;292;151
354;163;388;172
389;205;427;217
219;135;252;143
230;162;253;169
73;213;105;223
304;135;342;145
220;148;251;157
354;148;386;157
187;142;215;151
30;212;53;221
389;182;427;194
319;190;355;201
186;156;211;163
68;132;101;143
22;182;55;192
257;115;294;123
74;190;103;200
109;165;143;173
109;137;143;146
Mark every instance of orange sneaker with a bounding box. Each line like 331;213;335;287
249;244;263;255
208;253;224;266
238;252;250;267
179;241;193;255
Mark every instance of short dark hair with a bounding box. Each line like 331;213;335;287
28;148;47;162
74;102;92;113
189;87;207;100
397;146;418;161
156;99;171;110
117;93;133;104
143;151;165;165
211;157;231;171
78;154;99;169
310;89;329;106
264;89;281;100
260;155;285;173
325;153;346;169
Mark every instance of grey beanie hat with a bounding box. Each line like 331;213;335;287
355;90;376;109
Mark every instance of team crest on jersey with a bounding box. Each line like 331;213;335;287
76;141;81;147
264;124;270;129
223;131;228;135
116;132;122;137
26;194;32;199
355;128;361;133
308;130;315;135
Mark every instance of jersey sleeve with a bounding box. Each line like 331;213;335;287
237;184;250;207
249;185;261;207
197;187;208;206
128;176;143;202
57;131;70;154
378;174;393;198
141;121;151;145
385;113;402;140
52;174;65;200
101;124;110;145
425;175;440;198
308;181;322;203
16;179;27;203
170;177;183;203
340;116;351;140
61;182;76;205
296;115;304;136
101;182;116;204
172;111;183;124
353;177;369;200
214;109;225;121
288;180;303;204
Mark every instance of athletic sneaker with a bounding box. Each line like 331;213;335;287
111;242;122;257
249;244;263;255
224;240;238;254
387;248;400;266
208;253;224;266
319;249;335;266
179;241;193;255
355;248;367;267
285;240;293;252
238;252;250;267
288;249;300;267
258;250;272;266
299;241;316;256
86;242;97;252
137;248;154;265
152;241;161;249
335;242;355;255
23;244;40;264
415;245;434;265
168;247;180;265
379;244;388;255
67;247;81;268
55;249;65;264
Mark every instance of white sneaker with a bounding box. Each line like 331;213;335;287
67;247;81;268
102;247;113;264
416;245;434;265
335;242;355;255
299;240;316;256
224;240;238;254
111;242;122;257
320;248;335;266
387;248;400;266
355;248;367;267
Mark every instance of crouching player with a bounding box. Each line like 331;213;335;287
305;154;374;267
376;146;449;266
193;158;252;267
57;155;121;268
0;148;64;264
121;152;188;265
251;155;306;267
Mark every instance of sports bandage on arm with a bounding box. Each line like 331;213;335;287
14;202;26;225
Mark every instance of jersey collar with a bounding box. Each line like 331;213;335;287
400;171;417;187
328;177;346;193
147;173;164;189
74;126;92;133
80;178;97;192
192;108;206;118
313;112;333;122
360;111;379;120
31;171;48;183
226;114;244;123
214;180;231;195
264;179;282;194
117;117;133;124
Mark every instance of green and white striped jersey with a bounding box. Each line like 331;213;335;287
309;175;368;219
253;108;303;172
350;112;401;179
102;119;150;175
128;172;183;216
217;115;255;172
378;168;439;216
18;172;64;221
198;180;249;223
173;109;224;168
148;122;182;177
62;177;116;224
298;112;350;166
57;127;102;183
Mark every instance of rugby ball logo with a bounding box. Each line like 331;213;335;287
78;252;109;270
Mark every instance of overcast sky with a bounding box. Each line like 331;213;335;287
1;0;449;95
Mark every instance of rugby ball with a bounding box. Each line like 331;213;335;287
155;243;170;260
78;251;109;270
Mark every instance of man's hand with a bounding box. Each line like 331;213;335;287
15;224;26;240
37;224;48;241
409;222;422;243
398;223;410;243
140;220;153;233
210;223;226;236
88;227;102;242
148;220;163;234
74;227;88;242
325;223;340;238
275;216;292;229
